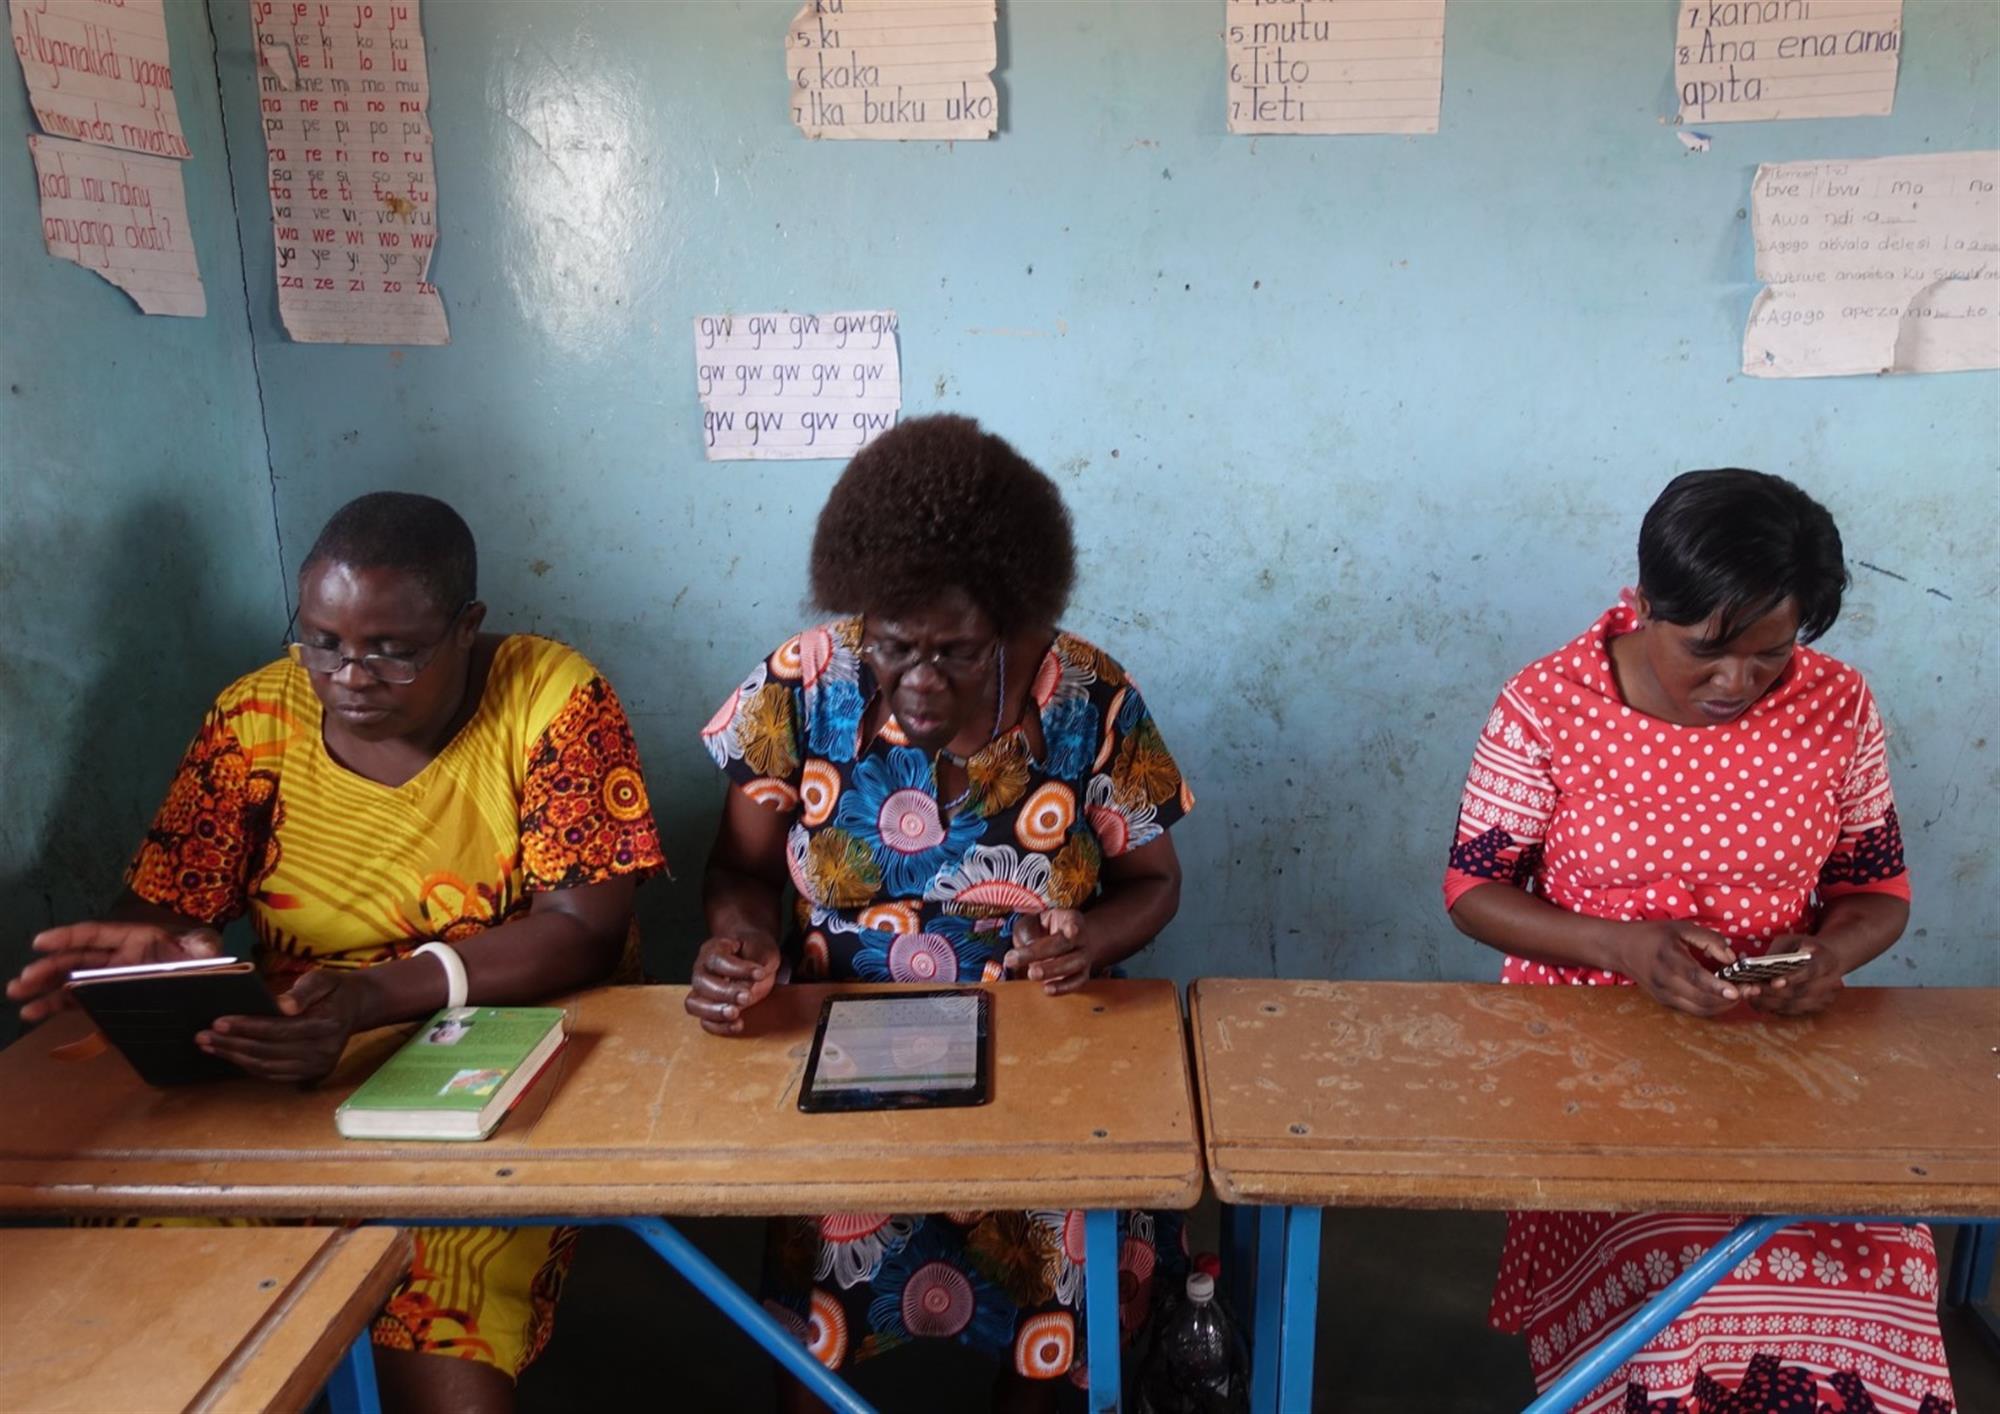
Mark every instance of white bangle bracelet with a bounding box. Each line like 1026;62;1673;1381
413;941;469;1010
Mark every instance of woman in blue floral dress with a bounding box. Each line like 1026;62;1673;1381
689;415;1193;1409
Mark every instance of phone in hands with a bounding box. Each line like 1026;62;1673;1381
1716;950;1814;987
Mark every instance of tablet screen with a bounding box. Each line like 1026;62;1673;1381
800;990;990;1111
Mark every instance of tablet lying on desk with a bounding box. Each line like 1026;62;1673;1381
799;990;991;1112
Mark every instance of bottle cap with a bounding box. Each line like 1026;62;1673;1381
1193;1251;1222;1280
1186;1272;1215;1302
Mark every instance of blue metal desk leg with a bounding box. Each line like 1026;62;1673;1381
1276;1206;1321;1413
621;1217;878;1414
1521;1215;1797;1414
322;1331;382;1414
1085;1208;1123;1413
1250;1205;1287;1413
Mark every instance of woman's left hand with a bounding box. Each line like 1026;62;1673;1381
1004;909;1096;995
1748;937;1845;1016
197;970;375;1084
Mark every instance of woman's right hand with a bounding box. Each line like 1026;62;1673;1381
1619;920;1750;1017
685;931;782;1036
7;921;226;1023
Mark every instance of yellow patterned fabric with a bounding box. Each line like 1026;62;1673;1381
122;634;664;1377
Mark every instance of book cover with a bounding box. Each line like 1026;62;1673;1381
337;1006;567;1140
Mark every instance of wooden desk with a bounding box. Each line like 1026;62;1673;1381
1192;979;2000;1216
0;980;1200;1414
0;1226;409;1414
1189;980;2000;1413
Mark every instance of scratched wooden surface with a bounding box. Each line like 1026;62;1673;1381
1192;980;2000;1215
0;1225;409;1414
0;981;1201;1217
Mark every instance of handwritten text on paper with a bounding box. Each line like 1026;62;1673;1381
8;0;191;159
695;311;902;460
29;133;204;316
249;0;448;344
1226;0;1447;136
1675;0;1902;124
1743;151;1998;378
787;0;996;141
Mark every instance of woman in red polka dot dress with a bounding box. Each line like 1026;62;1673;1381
1444;470;1951;1414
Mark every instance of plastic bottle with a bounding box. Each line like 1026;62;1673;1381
1135;1271;1250;1414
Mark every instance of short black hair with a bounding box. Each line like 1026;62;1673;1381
299;491;477;613
1637;468;1847;645
809;415;1076;634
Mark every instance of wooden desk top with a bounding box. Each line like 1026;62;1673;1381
0;980;1201;1218
0;1225;409;1414
1191;980;2000;1216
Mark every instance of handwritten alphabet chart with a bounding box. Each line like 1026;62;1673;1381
249;0;447;344
694;311;903;460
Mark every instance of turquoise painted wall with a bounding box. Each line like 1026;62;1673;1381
0;0;283;1014
205;0;1997;986
7;3;1992;994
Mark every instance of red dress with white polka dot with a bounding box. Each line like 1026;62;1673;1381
1443;605;1944;1414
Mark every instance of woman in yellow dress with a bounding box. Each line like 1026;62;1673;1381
8;492;665;1413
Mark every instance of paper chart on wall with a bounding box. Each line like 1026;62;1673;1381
28;134;204;316
7;0;191;159
786;0;996;140
1743;151;1999;378
694;312;902;461
1675;0;1902;124
1225;0;1447;136
249;0;448;344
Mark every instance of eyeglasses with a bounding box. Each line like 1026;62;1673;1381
286;601;471;685
860;637;998;680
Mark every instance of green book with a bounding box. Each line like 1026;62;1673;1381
336;1007;568;1141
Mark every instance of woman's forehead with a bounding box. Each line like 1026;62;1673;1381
297;560;446;622
869;591;990;640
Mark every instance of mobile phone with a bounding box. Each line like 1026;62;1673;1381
1717;950;1814;986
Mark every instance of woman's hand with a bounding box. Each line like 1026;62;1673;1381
1003;909;1096;996
197;969;374;1084
8;921;226;1024
686;931;782;1036
1749;937;1844;1016
1621;920;1752;1017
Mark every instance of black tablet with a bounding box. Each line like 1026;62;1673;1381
798;989;991;1113
65;957;280;1087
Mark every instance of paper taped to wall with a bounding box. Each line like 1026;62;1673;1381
1675;0;1902;124
248;0;448;345
787;0;996;141
7;0;191;159
1743;151;1999;378
694;312;902;460
1225;0;1447;136
28;134;203;316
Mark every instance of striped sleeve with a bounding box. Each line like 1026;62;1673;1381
1817;680;1910;902
1443;681;1558;912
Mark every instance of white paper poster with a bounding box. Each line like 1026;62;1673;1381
695;312;902;461
1225;0;1447;136
28;134;203;316
787;0;996;141
1675;0;1902;124
1743;152;1999;379
7;0;190;159
248;0;448;345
